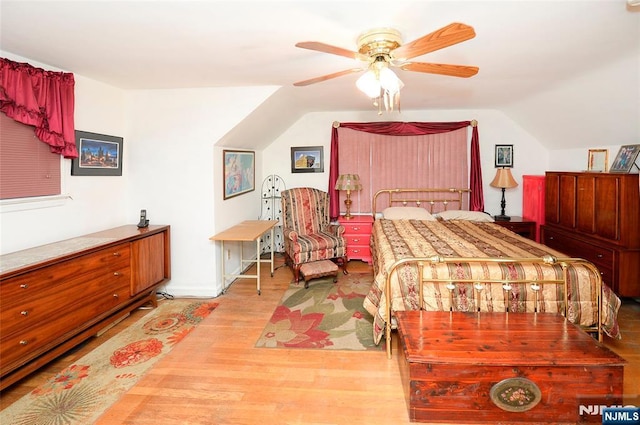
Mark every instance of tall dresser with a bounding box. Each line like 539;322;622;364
541;172;639;297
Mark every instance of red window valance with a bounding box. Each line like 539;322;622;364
0;57;77;158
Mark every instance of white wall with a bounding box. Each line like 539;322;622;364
0;52;129;254
125;87;275;298
549;144;637;173
262;109;549;219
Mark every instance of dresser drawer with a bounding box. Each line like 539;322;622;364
347;245;371;257
0;243;130;303
342;222;373;235
0;266;131;339
0;244;131;341
543;228;614;270
344;234;370;247
0;278;130;375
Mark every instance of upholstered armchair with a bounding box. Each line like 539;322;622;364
281;187;347;282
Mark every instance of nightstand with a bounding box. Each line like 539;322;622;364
493;216;536;241
337;215;373;263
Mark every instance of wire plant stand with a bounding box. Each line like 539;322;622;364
259;174;285;255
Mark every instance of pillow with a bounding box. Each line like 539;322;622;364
381;207;437;221
435;210;495;222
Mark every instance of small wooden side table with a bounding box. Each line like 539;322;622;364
209;220;277;295
337;215;373;263
493;216;536;241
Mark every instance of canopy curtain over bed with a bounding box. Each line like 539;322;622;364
328;121;483;220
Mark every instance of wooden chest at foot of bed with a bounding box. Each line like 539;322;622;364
395;311;626;424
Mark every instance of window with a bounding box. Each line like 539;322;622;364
337;127;468;214
0;112;61;200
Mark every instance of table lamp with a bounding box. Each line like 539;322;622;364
490;168;518;221
335;174;362;219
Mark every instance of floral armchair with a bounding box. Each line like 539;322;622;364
281;187;347;282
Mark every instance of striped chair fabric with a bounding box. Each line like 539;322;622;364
281;187;347;281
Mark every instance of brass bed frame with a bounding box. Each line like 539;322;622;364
372;187;471;216
370;188;603;359
383;255;604;358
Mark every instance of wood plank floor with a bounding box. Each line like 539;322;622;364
2;255;639;424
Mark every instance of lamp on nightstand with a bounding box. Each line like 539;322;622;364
335;174;362;219
490;167;518;221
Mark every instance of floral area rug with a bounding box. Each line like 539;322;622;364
256;272;382;351
1;299;218;425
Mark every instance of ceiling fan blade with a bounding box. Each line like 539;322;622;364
295;41;361;60
392;23;476;61
293;68;362;86
400;62;479;78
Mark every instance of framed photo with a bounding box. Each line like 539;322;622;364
495;144;513;168
291;146;324;173
71;131;123;176
610;144;640;173
223;150;255;200
587;149;608;172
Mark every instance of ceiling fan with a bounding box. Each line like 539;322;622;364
293;22;479;88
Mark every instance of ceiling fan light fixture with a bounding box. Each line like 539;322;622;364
379;66;403;93
355;69;381;98
294;22;477;114
356;61;403;114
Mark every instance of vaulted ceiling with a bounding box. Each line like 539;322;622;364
1;1;639;150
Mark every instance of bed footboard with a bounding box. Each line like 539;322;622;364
384;255;603;359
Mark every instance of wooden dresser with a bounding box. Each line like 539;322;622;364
338;215;373;264
541;172;639;297
0;225;171;390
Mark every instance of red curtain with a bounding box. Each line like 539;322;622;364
329;121;483;219
0;58;77;158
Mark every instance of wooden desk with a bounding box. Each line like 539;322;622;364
209;220;277;295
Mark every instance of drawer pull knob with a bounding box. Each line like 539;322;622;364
597;254;603;258
20;310;29;316
113;252;121;257
19;340;28;346
20;284;28;289
353;238;360;243
113;272;121;276
548;236;554;240
353;227;360;231
113;293;119;298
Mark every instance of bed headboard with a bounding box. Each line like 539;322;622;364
372;188;471;217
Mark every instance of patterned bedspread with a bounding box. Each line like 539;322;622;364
363;219;622;345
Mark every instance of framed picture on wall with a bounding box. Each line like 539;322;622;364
610;144;640;173
494;144;513;168
223;150;255;200
587;149;608;172
71;130;123;176
291;146;324;173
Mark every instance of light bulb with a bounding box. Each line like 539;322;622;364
379;67;402;93
356;70;381;98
